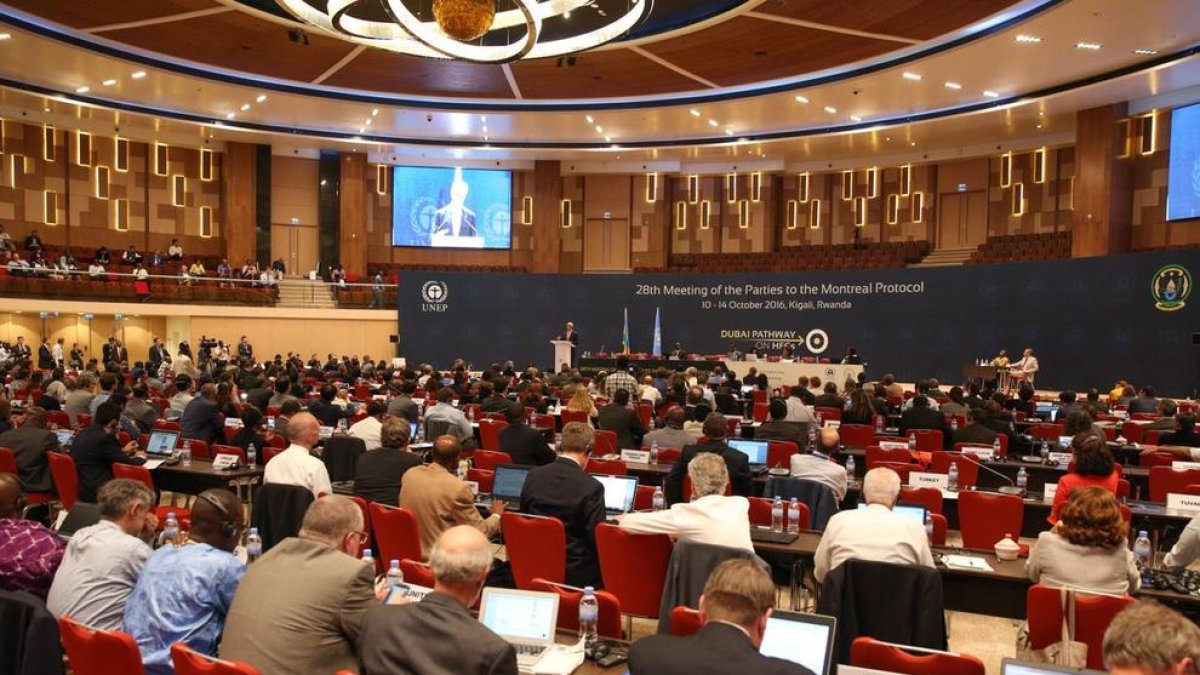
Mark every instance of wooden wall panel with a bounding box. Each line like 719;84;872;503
339;153;368;276
1073;104;1133;257
222;142;257;267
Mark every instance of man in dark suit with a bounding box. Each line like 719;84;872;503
101;338;115;367
596;389;645;451
37;338;54;370
237;336;253;361
23;229;42;252
1158;412;1200;449
477;381;510;415
148;337;170;374
898;395;953;449
665;413;752;504
755;398;805;447
813;381;844;411
354;418;422;507
71;402;146;503
180;383;225;446
0;406;59;494
519;422;607;588
629;559;814;675
357;525;517;675
498;401;555;467
1128;386;1162;415
557;322;579;367
11;335;30;362
953;407;999;447
307;384;352;428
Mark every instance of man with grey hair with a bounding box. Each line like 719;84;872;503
813;467;934;583
790;427;850;500
180;381;223;446
520;421;607;587
358;526;518;675
618;452;752;551
220;495;376;675
263;411;332;497
47;478;158;629
1102;600;1200;675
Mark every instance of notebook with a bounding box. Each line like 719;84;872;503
478;587;560;673
144;430;180;456
728;439;769;466
593;474;639;515
758;610;837;675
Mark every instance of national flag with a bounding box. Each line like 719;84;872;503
622;307;631;355
652;307;662;356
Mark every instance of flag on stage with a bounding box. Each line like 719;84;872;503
652;307;662;356
622;307;631;355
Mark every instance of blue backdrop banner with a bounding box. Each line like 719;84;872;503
399;249;1199;395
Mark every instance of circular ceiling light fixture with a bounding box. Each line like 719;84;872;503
276;0;648;64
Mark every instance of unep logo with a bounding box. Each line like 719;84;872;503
1152;265;1191;312
421;281;449;312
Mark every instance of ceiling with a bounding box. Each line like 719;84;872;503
0;0;1194;168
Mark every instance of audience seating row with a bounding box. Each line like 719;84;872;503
967;231;1071;265
0;274;276;305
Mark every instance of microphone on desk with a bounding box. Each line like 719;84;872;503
952;452;1024;496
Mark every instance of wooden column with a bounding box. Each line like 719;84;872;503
1072;104;1133;257
529;160;563;273
339;153;368;276
222;142;257;265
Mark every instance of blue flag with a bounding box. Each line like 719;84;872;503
622;307;631;355
652;307;662;356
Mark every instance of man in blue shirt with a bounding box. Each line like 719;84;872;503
125;489;245;675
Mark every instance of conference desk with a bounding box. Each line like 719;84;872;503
150;459;263;503
577;356;864;391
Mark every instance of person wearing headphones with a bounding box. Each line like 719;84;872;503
123;488;246;675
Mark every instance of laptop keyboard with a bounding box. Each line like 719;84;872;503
516;644;544;656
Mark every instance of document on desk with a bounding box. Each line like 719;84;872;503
942;554;994;572
143;458;166;470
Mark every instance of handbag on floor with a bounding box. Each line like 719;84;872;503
1015;587;1088;667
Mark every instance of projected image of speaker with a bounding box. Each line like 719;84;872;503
1167;102;1200;222
392;165;512;250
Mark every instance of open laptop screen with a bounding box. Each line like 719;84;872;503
759;610;837;675
594;475;638;513
145;430;180;456
55;429;75;447
491;465;532;500
857;502;927;525
728;439;769;465
479;588;558;643
1001;658;1106;675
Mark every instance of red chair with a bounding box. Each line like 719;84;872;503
1122;423;1144;444
874;462;915;483
1030;423;1065;441
594;430;619;455
633;484;656;511
954;435;1009;457
265;433;287;449
586;458;628;476
866;446;916;470
748;496;809;530
47;410;71;428
930;513;948;546
262;446;284;464
59;616;145;675
596;523;672;618
766;441;798;469
0;447;15;474
840;424;876;448
153;420;181;432
561;409;590;425
171;642;260;675
905;429;944;453
76;413;92;428
48;451;79;509
681;475;733;502
752;402;769;422
641;446;683;464
636;404;652;431
369;503;423;564
850;637;985;675
1150;467;1200;503
669;606;704;637
1141;452;1176;468
478;419;508;451
1117;478;1131;501
467;468;494;494
901;486;944;515
959;491;1024;551
111;464;192;523
529;578;624;639
931;451;980;488
814;406;842;422
1144;429;1166;446
472;449;514;472
1026;585;1134;671
462;404;482;421
185;439;211;461
502;513;566;590
399;559;435;587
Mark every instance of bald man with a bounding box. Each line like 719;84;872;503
789;427;850;500
0;405;59;494
400;435;503;559
0;473;64;598
263;411;331;497
125;489;245;675
359;526;518;675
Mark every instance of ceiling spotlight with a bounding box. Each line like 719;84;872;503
358;127;366;133
1075;42;1101;50
101;79;117;86
944;81;963;90
689;109;701;117
983;90;1000;98
365;119;373;126
595;125;603;133
256;94;268;103
0;33;11;41
849;115;862;122
371;108;379;116
1015;34;1042;43
75;86;90;94
480;115;487;122
240;103;251;111
910;141;917;146
604;136;612;142
585;115;594;123
902;72;922;81
824;106;838;114
1133;48;1158;55
708;119;718;127
225;112;236;119
794;95;809;104
725;129;734;136
131;71;146;79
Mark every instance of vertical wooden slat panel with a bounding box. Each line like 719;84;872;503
222;142;257;265
339;153;368;276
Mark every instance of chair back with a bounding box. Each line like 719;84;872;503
815;406;843;421
502;512;566;589
58;616;145;675
47;451;79;509
585;458;628;476
1150;466;1200;502
399;559;435;587
850;637;985;675
251;483;315;552
668;606;704;637
595;523;672;618
907;429;944;453
472;449;513;472
467;468;494;494
958;491;1023;550
633;484;656;511
752;402;769;422
1144;430;1165;446
594;430;619;455
369;503;424;565
839;424;876;448
211;445;248;463
900;486;944;515
529;578;624;639
1030;423;1065;441
930;451;980;487
875;462;915;483
1140;452;1176;468
170;642;261;675
930;513;948;546
111;463;156;492
1026;585;1134;671
0;447;16;475
561;409;591;425
478;419;508;451
866;446;916;469
1122;423;1144;443
766;441;798;469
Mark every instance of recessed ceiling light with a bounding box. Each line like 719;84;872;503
371;108;379;116
689;109;701;117
944;81;963;90
795;95;809;104
824;106;838;114
225;112;236;119
358;127;365;133
0;33;10;41
604;136;612;142
75;86;90;94
849;115;862;122
595;125;603;133
1036;124;1043;129
585;115;594;123
256;94;267;103
902;72;922;81
240;103;251;111
564;10;571;18
1015;34;1042;43
130;71;146;79
1133;48;1158;55
983;90;1000;98
1075;42;1101;50
725;129;734;136
101;79;117;86
365;119;373;126
910;141;917;146
708;119;718;127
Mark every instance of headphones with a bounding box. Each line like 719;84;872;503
197;492;240;539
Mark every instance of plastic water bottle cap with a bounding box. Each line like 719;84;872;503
363;549;372;557
249;527;257;535
583;586;595;594
390;560;400;568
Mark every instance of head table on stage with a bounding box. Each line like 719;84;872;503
576;356;864;390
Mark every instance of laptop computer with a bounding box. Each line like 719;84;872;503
758;610;837;675
478;587;560;673
1035;403;1057;418
1000;658;1105;674
55;429;75;448
593;474;638;516
1058;435;1073;450
144;430;180;456
728;439;769;467
477;464;534;507
56;502;102;539
858;502;927;525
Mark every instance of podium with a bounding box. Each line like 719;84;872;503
551;340;575;373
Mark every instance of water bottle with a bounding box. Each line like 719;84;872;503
908;432;917;451
362;548;375;569
807;425;816;451
246;527;262;563
337;417;347;432
815;411;823;427
787;498;801;534
387;559;405;589
733;418;741;436
875;415;884;433
1133;530;1153;569
652;485;665;511
163;513;180;547
417;418;425;441
924;512;934;541
845;456;856;487
993;436;1002;457
247;443;257;467
529;410;536;426
649;441;659;465
947;462;959;491
579;587;599;649
180;443;192;466
1040;439;1050;461
1016;467;1028;492
771;496;784;532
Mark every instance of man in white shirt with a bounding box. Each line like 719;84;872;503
813;466;934;583
348;400;385;451
47;479;158;630
617;452;752;551
1011;348;1040;387
785;385;817;424
790;428;850;501
644;408;695;451
639;375;662;406
264;412;332;497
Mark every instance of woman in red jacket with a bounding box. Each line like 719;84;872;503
1049;432;1119;524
